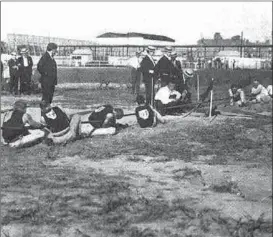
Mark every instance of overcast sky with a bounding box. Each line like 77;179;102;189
1;2;272;44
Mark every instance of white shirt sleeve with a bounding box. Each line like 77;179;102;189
155;87;170;104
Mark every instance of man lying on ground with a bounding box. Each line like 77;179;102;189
228;84;246;107
250;80;271;103
40;100;81;144
82;104;127;137
2;100;45;148
135;95;166;128
154;79;183;116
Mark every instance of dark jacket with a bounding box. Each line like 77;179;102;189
8;58;19;77
1;61;3;76
170;59;182;79
140;55;155;83
37;52;57;86
17;56;33;75
154;55;172;78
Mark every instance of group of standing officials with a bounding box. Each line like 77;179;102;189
6;43;58;104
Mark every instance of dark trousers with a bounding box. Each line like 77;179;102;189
131;68;141;96
155;100;184;116
9;74;19;94
144;78;155;105
42;83;55;104
20;73;31;95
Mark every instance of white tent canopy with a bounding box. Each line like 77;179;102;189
216;50;240;58
72;48;92;55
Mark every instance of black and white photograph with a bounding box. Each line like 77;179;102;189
0;1;272;236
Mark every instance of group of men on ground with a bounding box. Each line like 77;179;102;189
228;80;272;107
129;46;195;115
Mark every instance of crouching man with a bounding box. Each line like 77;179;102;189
228;84;246;107
135;95;166;128
154;79;183;116
81;104;125;137
40;101;81;144
250;80;271;103
2;100;45;148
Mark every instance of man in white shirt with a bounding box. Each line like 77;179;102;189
154;79;182;115
128;51;142;96
250;80;271;103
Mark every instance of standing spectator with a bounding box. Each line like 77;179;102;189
17;48;33;95
250;80;271;103
154;46;172;87
140;46;156;105
170;51;183;91
128;51;142;96
8;52;19;95
37;43;58;104
228;84;246;107
232;59;236;70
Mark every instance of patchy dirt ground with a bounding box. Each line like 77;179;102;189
1;86;272;237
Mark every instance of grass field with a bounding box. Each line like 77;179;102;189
1;69;272;237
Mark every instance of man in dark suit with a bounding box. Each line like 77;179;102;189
140;46;156;105
37;43;58;104
8;52;19;95
170;51;183;94
17;48;33;95
154;46;173;87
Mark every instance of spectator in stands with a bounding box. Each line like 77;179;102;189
250;80;271;103
267;85;272;98
17;48;33;95
154;79;182;116
228;84;246;107
128;51;142;96
37;43;58;104
140;46;156;105
8;52;19;95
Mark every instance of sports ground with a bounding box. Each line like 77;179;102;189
0;68;272;237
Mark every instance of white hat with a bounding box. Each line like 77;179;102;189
147;46;156;51
164;46;172;52
20;48;28;54
183;69;194;78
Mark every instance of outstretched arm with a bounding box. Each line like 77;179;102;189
23;113;44;128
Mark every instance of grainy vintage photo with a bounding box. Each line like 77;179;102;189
0;2;272;236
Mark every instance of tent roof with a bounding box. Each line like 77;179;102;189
216;50;240;57
72;48;92;55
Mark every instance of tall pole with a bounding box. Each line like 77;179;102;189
197;74;200;102
240;31;243;58
209;78;214;117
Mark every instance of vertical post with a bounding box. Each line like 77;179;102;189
151;77;154;107
197;74;200;102
209;78;214;117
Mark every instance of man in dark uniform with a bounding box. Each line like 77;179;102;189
140;46;156;105
17;48;33;95
170;51;183;92
88;104;124;129
37;43;58;103
154;46;173;87
8;52;19;95
135;95;165;128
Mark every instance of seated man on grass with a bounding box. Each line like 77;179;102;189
81;104;127;137
40;101;81;145
2;100;45;148
135;95;166;128
228;84;246;107
154;79;183;116
250;80;271;103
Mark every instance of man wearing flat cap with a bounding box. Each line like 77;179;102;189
37;43;58;104
17;48;33;95
140;46;156;105
154;46;173;88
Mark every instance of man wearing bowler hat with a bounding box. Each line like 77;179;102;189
140;46;156;105
37;43;58;104
17;48;33;95
154;46;173;87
